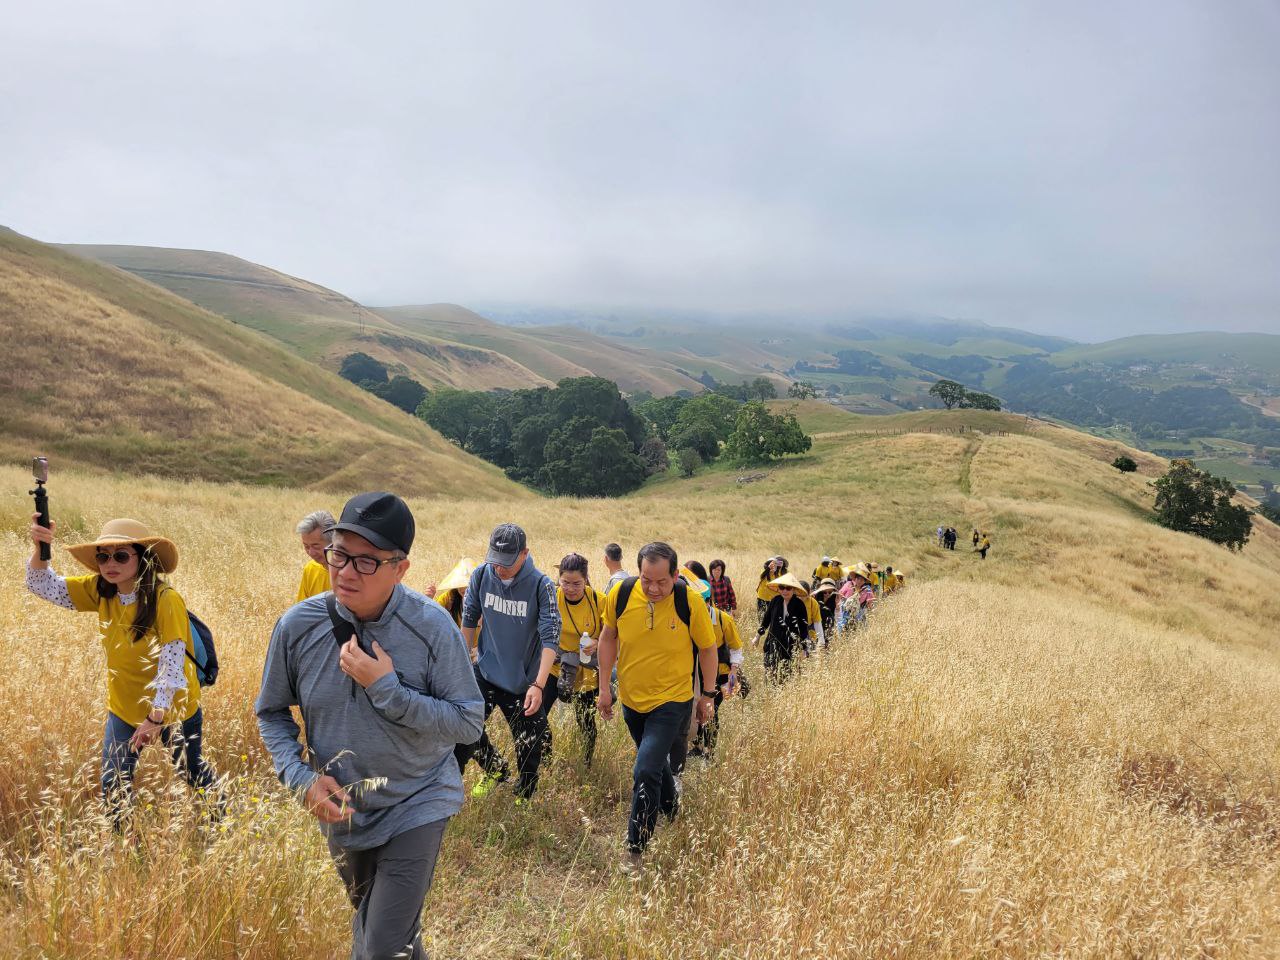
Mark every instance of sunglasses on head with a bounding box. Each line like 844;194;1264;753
95;548;135;565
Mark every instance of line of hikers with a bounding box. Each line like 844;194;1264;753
937;524;992;558
25;494;906;960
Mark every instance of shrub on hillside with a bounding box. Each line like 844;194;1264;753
677;446;702;477
1153;459;1252;551
724;401;813;464
339;352;388;386
1112;455;1138;473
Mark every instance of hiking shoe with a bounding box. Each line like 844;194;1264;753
514;796;531;808
470;771;506;799
619;851;643;877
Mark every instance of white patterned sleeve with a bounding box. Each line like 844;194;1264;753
26;564;75;610
150;640;188;711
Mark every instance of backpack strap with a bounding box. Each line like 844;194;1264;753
326;593;357;647
672;579;691;628
615;577;638;619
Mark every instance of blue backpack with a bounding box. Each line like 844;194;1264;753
185;611;220;686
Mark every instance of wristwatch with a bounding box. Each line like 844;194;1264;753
700;689;717;699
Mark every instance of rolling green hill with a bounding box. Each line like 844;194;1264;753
58;244;551;392
2;229;529;499
376;304;712;395
1054;332;1280;375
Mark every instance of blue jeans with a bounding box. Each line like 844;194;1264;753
102;708;218;823
622;699;692;853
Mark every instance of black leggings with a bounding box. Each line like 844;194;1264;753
694;688;726;753
453;670;549;799
545;689;599;766
763;639;795;683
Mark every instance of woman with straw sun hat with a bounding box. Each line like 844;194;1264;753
755;572;810;683
428;556;477;627
25;516;219;826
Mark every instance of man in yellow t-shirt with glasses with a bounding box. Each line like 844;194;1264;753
597;541;719;872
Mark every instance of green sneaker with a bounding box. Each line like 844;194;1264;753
470;771;505;799
514;796;530;808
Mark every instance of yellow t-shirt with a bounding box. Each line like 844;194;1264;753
812;562;841;585
65;575;201;727
296;559;330;602
550;586;605;692
802;594;821;638
603;580;717;713
712;607;743;677
756;572;779;603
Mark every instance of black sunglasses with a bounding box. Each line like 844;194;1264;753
95;549;135;565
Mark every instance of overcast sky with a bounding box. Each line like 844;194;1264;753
2;1;1277;340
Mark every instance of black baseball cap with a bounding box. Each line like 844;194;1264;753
486;522;527;567
332;492;415;555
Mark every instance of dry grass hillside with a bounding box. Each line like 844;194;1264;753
1;229;527;499
59;244;549;391
378;303;711;395
0;408;1276;957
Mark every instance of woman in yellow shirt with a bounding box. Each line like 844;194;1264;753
546;553;606;766
687;572;742;759
26;516;217;825
755;556;788;615
428;557;477;628
295;509;334;602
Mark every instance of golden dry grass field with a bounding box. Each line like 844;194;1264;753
0;229;525;500
0;413;1278;958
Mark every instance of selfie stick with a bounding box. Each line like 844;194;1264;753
31;457;50;561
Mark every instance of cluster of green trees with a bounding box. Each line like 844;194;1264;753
417;377;649;496
903;353;993;386
339;353;429;414
927;379;1001;411
1153;459;1252;551
418;375;813;496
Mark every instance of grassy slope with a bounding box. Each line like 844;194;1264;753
59;244;548;391
0;404;1277;956
1;230;527;499
1054;332;1280;374
378;304;712;395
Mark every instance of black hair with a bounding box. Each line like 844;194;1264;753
684;560;709;582
709;559;726;577
97;545;162;642
558;552;589;578
637;541;678;575
604;542;623;562
759;556;789;582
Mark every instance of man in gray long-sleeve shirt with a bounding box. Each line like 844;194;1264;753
256;492;483;960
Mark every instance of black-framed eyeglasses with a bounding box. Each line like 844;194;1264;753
95;549;135;565
324;546;405;576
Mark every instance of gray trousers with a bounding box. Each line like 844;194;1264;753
328;818;449;960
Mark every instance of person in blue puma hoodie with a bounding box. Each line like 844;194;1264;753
454;522;561;802
256;492;484;960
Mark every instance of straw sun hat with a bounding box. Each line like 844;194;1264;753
437;557;478;594
67;518;179;574
768;572;808;597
